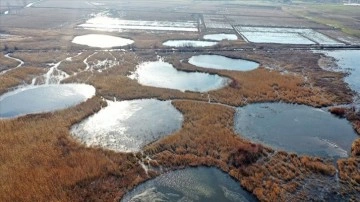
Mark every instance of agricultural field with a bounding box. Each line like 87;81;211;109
0;0;359;201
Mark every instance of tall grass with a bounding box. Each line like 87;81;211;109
0;97;147;201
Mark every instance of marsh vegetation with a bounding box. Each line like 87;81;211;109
0;0;359;201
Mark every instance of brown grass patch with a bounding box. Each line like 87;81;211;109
0;67;45;95
338;158;360;186
0;97;148;201
351;138;360;157
0;53;20;72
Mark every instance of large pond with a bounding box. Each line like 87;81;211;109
121;167;257;202
0;84;95;118
163;40;218;47
128;60;230;92
203;34;238;41
72;34;134;48
71;99;183;152
188;55;259;71
234;103;358;158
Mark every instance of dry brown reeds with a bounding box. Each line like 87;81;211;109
338;158;360;186
0;67;44;95
0;53;20;71
0;97;148;201
62;51;340;108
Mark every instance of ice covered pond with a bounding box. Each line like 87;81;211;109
188;55;259;71
234;103;358;158
163;40;218;47
121;167;257;202
235;27;343;45
0;84;95;118
128;60;230;92
72;34;134;48
71;99;183;152
203;33;238;41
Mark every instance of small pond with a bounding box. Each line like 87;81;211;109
234;103;358;158
71;99;183;152
72;34;134;48
0;84;95;118
188;55;259;71
203;33;238;41
121;167;257;202
163;40;218;47
128;60;230;92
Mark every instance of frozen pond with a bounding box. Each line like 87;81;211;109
121;167;257;202
0;84;95;118
72;34;134;48
203;34;238;41
128;60;230;92
163;40;218;47
71;99;183;152
188;55;259;71
79;14;198;32
234;103;358;158
235;27;344;45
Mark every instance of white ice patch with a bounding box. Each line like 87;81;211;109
72;34;134;48
203;34;238;41
163;40;218;47
79;14;198;32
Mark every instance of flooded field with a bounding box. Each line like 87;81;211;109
72;34;134;48
234;103;358;158
122;167;257;202
163;40;218;47
71;99;183;152
235;27;344;45
0;84;95;118
79;13;198;32
128;60;230;92
188;55;259;71
203;34;238;41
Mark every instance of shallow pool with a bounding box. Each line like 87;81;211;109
203;34;238;41
318;50;360;94
188;55;259;71
163;40;218;47
72;34;134;48
0;84;95;118
121;167;257;202
234;103;357;158
71;99;183;152
128;60;230;92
